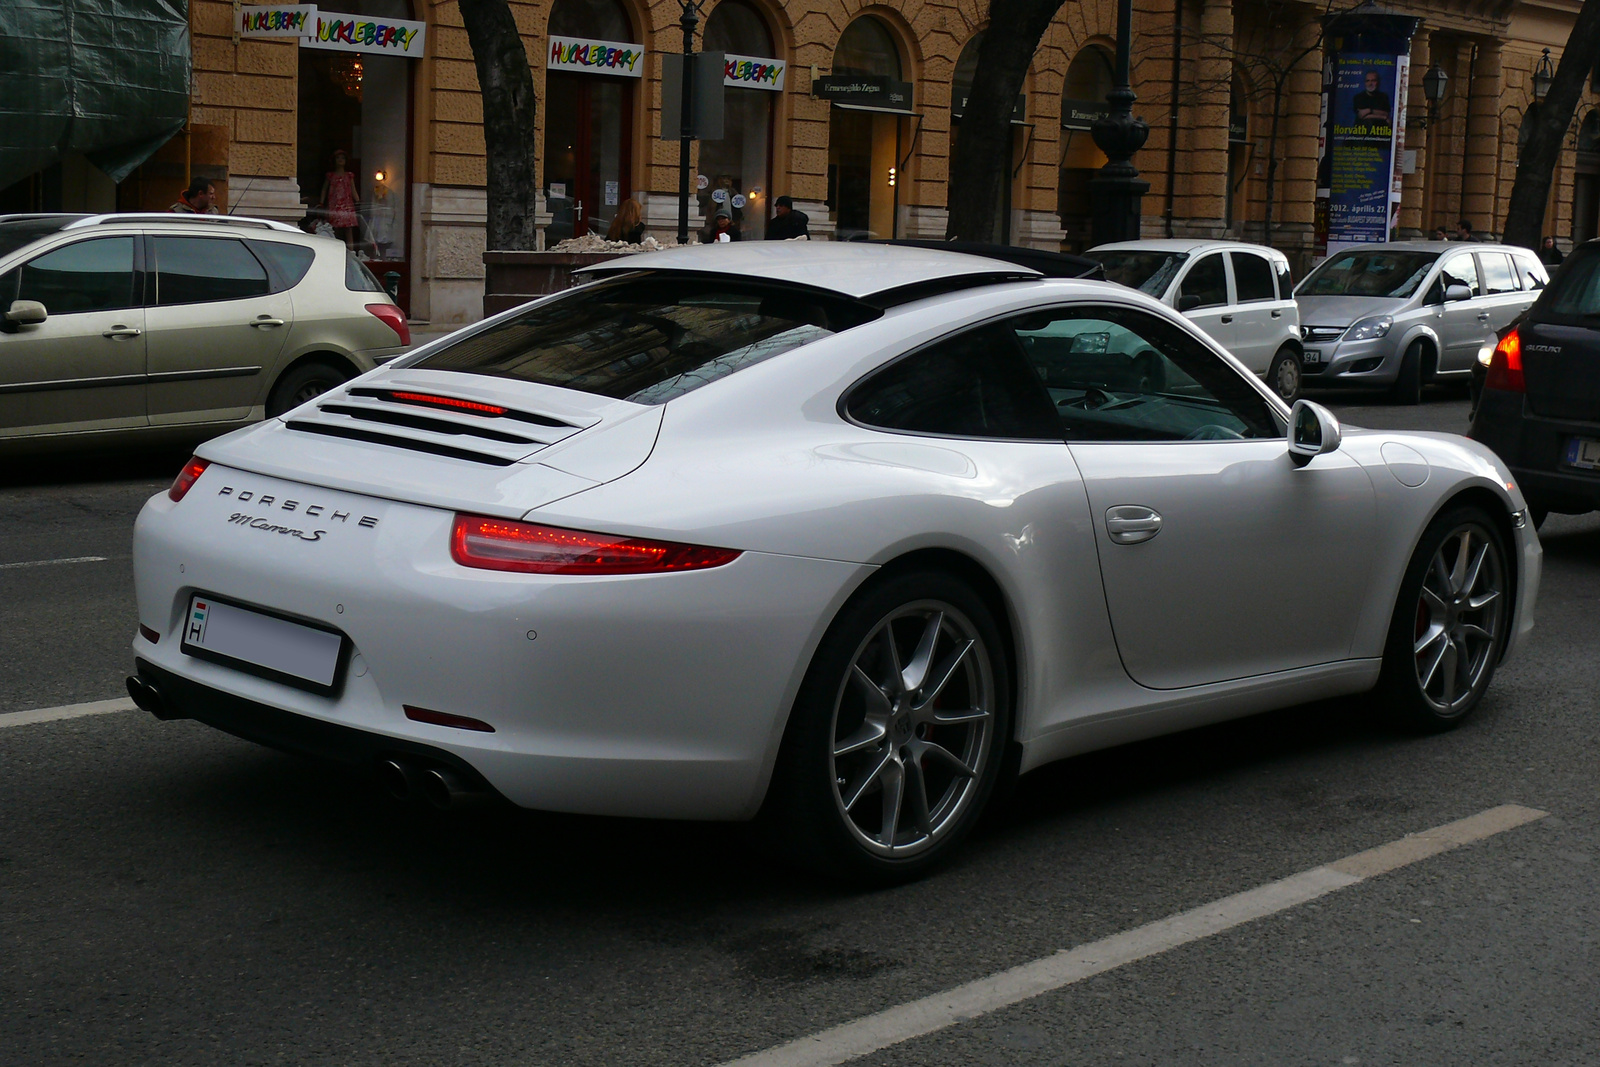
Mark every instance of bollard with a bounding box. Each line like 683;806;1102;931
383;270;401;301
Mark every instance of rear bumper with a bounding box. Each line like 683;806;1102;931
1470;389;1600;513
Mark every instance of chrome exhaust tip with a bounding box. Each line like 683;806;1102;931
420;766;490;811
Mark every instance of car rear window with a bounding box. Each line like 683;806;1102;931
408;275;882;404
1298;250;1437;298
1534;246;1600;322
345;253;387;292
1089;250;1188;296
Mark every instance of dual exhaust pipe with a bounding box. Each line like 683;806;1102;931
126;675;186;720
378;758;491;811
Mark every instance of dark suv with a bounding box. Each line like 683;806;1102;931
1468;240;1600;524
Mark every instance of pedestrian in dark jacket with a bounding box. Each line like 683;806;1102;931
1539;236;1565;267
766;196;810;240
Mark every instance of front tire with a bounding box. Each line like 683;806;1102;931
1268;347;1302;404
1376;506;1509;732
1390;340;1426;406
763;570;1012;883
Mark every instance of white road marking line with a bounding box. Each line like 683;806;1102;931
720;804;1549;1067
0;697;137;729
0;555;110;570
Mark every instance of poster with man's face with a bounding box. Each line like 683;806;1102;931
1343;62;1396;130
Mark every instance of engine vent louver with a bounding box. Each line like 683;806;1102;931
285;420;517;466
316;403;538;445
346;387;577;428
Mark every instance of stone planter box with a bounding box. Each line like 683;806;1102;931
481;251;630;317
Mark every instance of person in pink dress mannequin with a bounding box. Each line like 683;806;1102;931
319;149;360;249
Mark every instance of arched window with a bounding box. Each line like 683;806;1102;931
829;17;908;239
1058;45;1113;250
699;0;780;238
544;0;640;242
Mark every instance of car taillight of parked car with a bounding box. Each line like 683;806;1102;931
450;515;741;575
1484;327;1526;393
168;457;210;502
365;302;410;346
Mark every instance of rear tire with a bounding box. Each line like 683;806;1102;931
1390;341;1426;406
1268;347;1302;404
1375;506;1509;733
761;570;1012;883
267;360;350;418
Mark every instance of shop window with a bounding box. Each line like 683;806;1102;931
829;17;906;240
699;0;778;240
544;0;638;242
951;31;1015;244
1059;45;1113;249
297;0;411;270
1576;112;1600;244
1226;72;1250;229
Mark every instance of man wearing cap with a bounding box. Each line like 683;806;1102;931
705;207;741;243
765;196;810;240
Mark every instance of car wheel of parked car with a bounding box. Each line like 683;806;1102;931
1391;340;1426;405
1376;506;1509;733
267;361;351;418
1268;347;1302;404
764;570;1011;882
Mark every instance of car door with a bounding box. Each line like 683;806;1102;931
1226;250;1284;374
1431;251;1488;372
0;235;147;438
1172;252;1238;355
1011;303;1376;689
143;234;292;425
1475;250;1527;335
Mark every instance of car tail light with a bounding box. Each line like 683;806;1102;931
365;302;410;346
169;456;210;501
1484;328;1525;393
450;515;741;575
389;391;507;417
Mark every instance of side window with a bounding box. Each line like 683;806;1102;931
1010;305;1281;442
1513;254;1546;290
1177;253;1229;310
1439;254;1482;298
153;237;270;306
1275;261;1294;300
845;323;1061;440
1230;253;1277;303
1478;252;1518;295
17;237;137;314
346;253;386;292
246;239;316;290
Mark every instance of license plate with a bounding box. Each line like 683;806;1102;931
1303;349;1322;365
1567;437;1600;471
182;594;348;694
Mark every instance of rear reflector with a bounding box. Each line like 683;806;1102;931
138;624;161;644
404;705;496;732
365;302;411;346
450;514;742;575
1485;328;1525;393
169;456;210;501
388;391;508;417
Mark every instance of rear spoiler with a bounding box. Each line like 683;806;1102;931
872;240;1105;281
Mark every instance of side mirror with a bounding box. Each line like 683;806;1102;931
1177;294;1202;312
3;299;47;331
1288;399;1341;467
1444;283;1473;302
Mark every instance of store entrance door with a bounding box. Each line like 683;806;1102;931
544;72;635;243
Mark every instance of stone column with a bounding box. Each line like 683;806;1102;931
1277;9;1324;264
1186;0;1233;234
1462;38;1502;237
1396;32;1429;236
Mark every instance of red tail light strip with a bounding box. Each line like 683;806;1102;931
169;456;210;501
404;705;496;732
387;391;509;417
450;515;742;575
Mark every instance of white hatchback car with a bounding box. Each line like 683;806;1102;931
1088;240;1305;401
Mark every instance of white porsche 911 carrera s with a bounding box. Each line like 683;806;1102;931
129;243;1540;880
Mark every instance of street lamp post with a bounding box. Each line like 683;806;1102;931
677;0;700;246
1421;62;1448;128
1088;0;1149;244
1532;48;1554;105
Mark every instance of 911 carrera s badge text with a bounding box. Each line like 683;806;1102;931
216;485;379;528
228;513;327;541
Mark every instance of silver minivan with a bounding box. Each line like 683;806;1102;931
1294;241;1548;404
1088;239;1306;401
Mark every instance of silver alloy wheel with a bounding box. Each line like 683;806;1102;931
1273;353;1301;400
828;600;994;858
1412;523;1505;714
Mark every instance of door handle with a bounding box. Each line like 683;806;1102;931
102;326;142;339
1220;315;1234;324
1477;312;1491;321
1106;505;1163;545
1270;309;1282;318
251;317;285;328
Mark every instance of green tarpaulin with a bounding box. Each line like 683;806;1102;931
0;0;191;188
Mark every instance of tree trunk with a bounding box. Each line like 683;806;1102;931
459;0;541;250
946;0;1066;242
1263;74;1284;248
1503;0;1600;251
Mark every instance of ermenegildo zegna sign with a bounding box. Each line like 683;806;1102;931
812;75;914;113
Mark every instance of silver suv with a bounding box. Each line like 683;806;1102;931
1294;241;1548;404
0;213;409;452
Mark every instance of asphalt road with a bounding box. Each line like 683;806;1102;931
2;391;1596;1066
